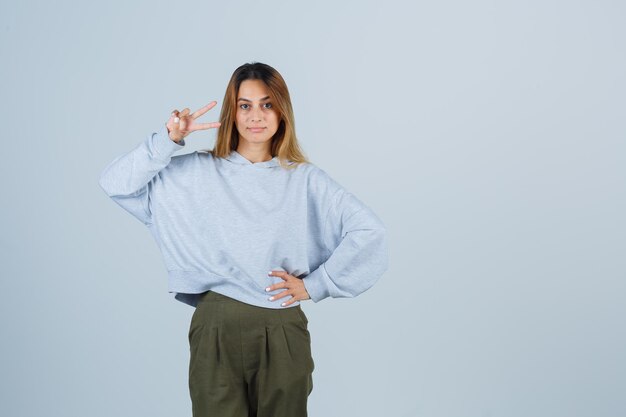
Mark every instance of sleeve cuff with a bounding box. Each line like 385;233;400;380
153;124;185;158
302;264;331;303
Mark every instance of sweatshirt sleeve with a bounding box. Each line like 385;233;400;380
302;181;389;303
98;124;185;226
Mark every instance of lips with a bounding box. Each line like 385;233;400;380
248;127;266;132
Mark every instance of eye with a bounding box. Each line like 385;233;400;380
240;103;249;110
264;102;273;109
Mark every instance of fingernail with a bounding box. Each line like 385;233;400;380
268;271;273;275
269;296;274;301
265;287;270;292
281;302;286;307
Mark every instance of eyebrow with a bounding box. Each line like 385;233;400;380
237;96;271;102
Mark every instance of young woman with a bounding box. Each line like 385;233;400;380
99;62;389;417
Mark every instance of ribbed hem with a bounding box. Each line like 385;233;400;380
167;269;301;309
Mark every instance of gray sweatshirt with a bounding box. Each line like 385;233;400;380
98;124;389;308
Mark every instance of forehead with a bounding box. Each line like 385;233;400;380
237;79;271;100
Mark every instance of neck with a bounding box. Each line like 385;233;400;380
236;144;273;163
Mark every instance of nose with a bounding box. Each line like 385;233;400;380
250;106;262;122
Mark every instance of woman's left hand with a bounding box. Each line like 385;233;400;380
266;270;311;307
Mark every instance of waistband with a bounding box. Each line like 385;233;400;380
199;289;302;311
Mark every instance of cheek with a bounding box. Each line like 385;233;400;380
235;113;246;127
270;112;280;126
235;116;245;133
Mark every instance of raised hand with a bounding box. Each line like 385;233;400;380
166;101;222;143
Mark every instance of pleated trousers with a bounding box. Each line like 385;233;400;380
188;290;315;417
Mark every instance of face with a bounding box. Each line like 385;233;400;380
235;79;280;148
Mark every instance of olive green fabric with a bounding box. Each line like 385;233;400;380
188;290;315;416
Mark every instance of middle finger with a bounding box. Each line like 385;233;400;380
193;121;222;131
269;289;291;301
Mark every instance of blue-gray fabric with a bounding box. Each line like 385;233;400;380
98;124;389;308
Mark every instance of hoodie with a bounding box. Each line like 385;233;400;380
98;124;389;308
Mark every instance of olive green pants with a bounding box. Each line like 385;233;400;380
188;290;315;417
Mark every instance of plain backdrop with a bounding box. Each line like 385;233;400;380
1;1;624;416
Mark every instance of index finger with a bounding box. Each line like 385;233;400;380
191;101;218;119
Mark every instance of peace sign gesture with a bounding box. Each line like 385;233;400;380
166;101;222;143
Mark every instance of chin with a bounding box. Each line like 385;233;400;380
242;136;272;144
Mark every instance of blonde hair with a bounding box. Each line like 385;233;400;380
203;62;310;169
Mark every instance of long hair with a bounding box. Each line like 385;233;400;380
204;62;310;169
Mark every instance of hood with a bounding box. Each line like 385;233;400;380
225;150;287;168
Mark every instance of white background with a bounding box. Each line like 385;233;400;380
1;1;624;416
